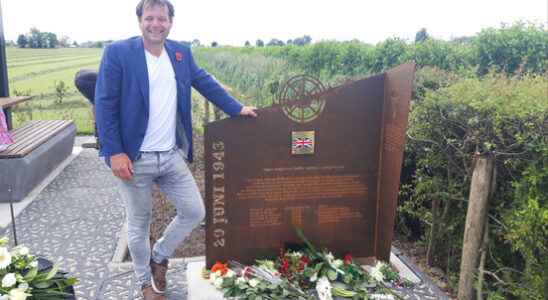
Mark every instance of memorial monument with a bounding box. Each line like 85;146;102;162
204;63;415;268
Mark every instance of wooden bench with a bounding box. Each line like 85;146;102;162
1;98;76;203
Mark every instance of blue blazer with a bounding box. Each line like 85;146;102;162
95;37;242;163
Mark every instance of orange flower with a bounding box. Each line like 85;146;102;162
211;261;228;275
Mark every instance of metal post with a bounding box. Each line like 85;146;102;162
0;3;16;246
8;187;18;246
0;3;11;129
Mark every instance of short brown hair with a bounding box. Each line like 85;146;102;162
136;0;174;21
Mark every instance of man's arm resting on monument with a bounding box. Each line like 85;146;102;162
95;45;125;156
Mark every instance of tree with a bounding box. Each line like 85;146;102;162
267;38;284;46
28;27;42;48
244;40;251;47
191;39;201;47
22;27;59;48
16;34;28;48
43;32;59;48
293;35;312;46
211;41;219;47
473;22;548;75
58;35;71;47
54;80;68;104
255;39;264;47
415;28;429;43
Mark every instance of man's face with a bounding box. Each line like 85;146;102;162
139;4;172;46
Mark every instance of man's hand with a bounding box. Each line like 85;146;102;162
240;106;258;117
110;153;133;181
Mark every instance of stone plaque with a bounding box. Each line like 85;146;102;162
205;63;415;267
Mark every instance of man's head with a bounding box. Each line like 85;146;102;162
136;0;174;47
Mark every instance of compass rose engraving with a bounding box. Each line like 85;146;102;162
277;75;327;123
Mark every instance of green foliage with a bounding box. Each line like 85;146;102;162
194;47;300;107
473;22;548;75
20;27;59;49
407;73;547;298
503;161;548;299
53;80;68;104
17;34;28;48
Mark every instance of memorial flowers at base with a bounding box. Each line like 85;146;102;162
206;230;412;299
0;236;77;300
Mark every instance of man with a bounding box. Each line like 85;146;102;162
95;1;257;299
74;69;99;149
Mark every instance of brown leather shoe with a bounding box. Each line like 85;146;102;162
142;284;166;300
150;258;168;294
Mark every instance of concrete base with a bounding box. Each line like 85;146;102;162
187;260;225;300
0;122;76;203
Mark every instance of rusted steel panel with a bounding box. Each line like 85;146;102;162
205;63;415;268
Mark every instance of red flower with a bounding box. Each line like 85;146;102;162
242;266;253;278
279;258;289;274
300;255;310;265
343;253;353;265
175;51;183;61
211;261;228;275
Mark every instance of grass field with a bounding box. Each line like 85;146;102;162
5;47;212;135
7;47;102;134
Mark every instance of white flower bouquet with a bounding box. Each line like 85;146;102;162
205;229;413;299
0;237;77;300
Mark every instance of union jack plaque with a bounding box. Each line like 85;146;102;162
291;131;315;155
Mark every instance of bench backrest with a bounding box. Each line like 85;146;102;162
0;120;74;159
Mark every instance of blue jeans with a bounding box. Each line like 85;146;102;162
116;148;205;286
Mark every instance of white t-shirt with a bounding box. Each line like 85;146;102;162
140;48;177;152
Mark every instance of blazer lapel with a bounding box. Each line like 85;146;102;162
134;38;150;112
164;42;184;83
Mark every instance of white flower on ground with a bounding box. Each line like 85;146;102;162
29;260;38;268
1;273;16;288
310;272;318;282
209;271;219;283
9;288;31;300
248;278;259;288
316;276;333;300
213;277;224;289
225;269;235;278
18;282;29;291
370;262;385;282
370;294;394;300
333;259;343;268
0;247;11;269
325;252;334;263
0;294;7;300
12;246;29;257
236;276;246;285
290;251;303;258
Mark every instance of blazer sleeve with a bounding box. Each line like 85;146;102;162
188;48;243;117
95;45;124;157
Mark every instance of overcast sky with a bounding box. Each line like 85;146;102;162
1;0;546;46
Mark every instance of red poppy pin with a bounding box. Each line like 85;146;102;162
175;51;183;62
